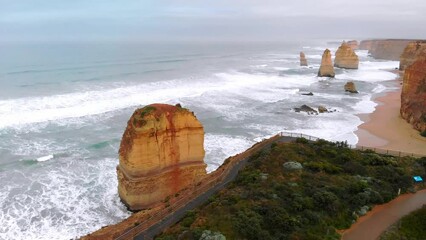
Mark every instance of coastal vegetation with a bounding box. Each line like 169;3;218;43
155;139;426;240
379;205;426;240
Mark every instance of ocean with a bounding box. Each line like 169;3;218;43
0;40;399;239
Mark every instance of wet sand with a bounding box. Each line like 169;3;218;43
341;189;426;240
355;88;426;156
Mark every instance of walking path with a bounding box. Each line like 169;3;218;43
110;132;424;240
341;189;426;240
132;136;295;239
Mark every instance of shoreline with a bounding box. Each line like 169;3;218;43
355;73;426;155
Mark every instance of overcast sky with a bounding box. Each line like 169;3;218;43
1;0;425;42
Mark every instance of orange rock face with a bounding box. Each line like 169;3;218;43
118;104;207;210
300;52;308;66
334;42;359;69
318;49;335;77
359;39;413;60
346;40;358;50
399;41;426;71
401;57;426;132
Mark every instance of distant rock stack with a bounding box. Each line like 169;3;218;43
346;40;359;50
318;49;335;77
401;56;426;132
344;82;359;93
300;52;308;66
399;41;426;71
334;42;359;69
117;104;207;211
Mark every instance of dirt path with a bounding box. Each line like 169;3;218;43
341;189;426;240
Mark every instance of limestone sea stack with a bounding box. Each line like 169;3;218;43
346;40;359;50
401;57;426;132
117;104;207;211
399;41;426;71
318;49;335;77
334;42;359;69
300;52;308;66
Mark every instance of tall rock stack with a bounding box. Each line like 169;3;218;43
318;49;335;77
399;41;426;71
300;52;308;66
401;56;426;132
117;104;207;211
334;42;359;69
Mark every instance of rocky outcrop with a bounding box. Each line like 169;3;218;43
334;42;359;69
300;52;308;66
359;39;413;60
117;103;207;211
347;40;358;50
399;41;426;71
401;57;426;132
294;105;318;115
318;106;328;113
344;82;359;93
318;49;335;77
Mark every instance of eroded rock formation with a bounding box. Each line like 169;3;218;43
318;49;335;77
334;42;359;69
300;52;308;66
401;57;426;132
344;82;359;93
399;41;426;71
359;39;413;60
118;103;207;210
347;40;358;50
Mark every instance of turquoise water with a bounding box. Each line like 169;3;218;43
0;41;399;239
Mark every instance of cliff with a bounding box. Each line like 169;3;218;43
117;103;207;211
359;39;413;60
399;41;426;71
334;42;359;69
300;52;308;66
347;40;358;50
401;57;426;132
318;49;335;77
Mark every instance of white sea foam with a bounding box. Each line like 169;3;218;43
355;50;369;58
289;113;362;145
336;69;397;82
204;134;254;172
352;95;377;114
0;158;130;240
36;155;53;162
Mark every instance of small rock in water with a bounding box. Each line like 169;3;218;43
318;106;328;113
344;82;359;93
301;92;314;96
294;105;318;115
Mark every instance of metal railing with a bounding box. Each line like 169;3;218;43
279;131;425;158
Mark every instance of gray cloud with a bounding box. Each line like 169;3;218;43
0;0;425;42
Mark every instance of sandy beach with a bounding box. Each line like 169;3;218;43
355;79;426;155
